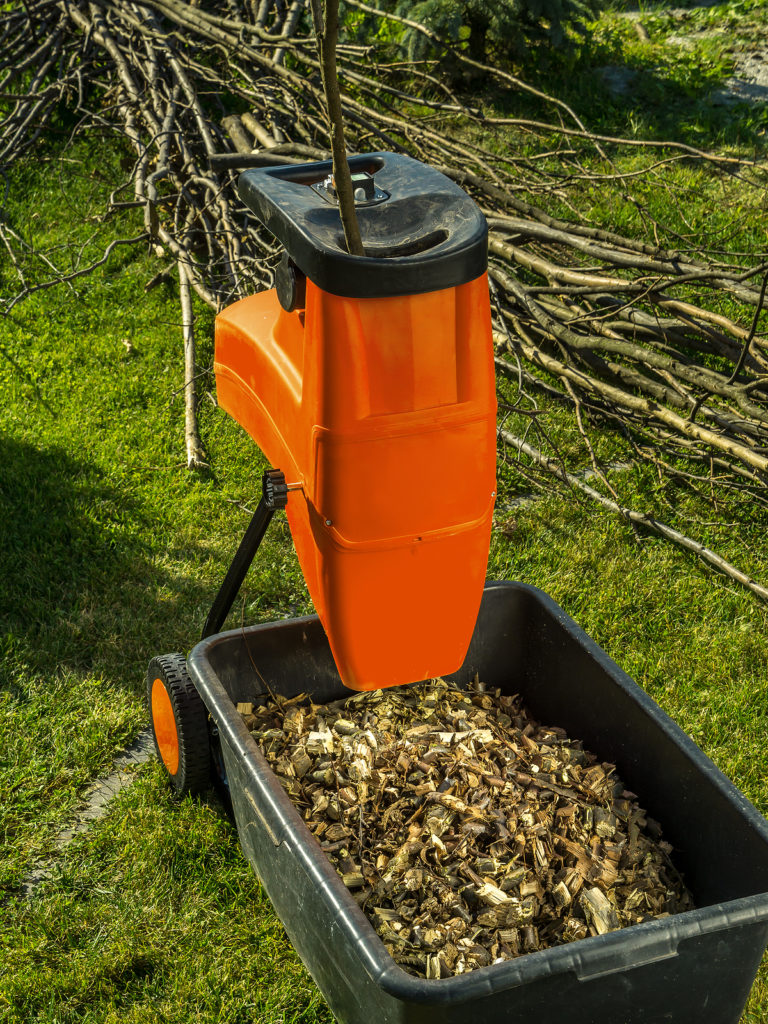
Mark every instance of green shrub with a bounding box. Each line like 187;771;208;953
367;0;604;62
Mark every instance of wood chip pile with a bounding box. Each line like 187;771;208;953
239;677;693;979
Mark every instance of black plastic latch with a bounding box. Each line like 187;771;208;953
263;468;288;510
275;252;306;312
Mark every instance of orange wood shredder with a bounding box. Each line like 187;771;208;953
206;152;497;691
144;158;768;1024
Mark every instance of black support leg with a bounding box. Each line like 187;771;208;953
201;469;288;640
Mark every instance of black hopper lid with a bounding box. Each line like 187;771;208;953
237;152;488;299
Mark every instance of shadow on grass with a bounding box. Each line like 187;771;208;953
0;434;208;693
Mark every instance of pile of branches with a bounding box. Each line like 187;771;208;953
2;0;768;598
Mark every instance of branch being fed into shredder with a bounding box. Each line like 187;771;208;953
310;0;365;257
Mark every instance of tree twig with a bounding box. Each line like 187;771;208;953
178;257;207;470
500;428;768;604
310;0;364;256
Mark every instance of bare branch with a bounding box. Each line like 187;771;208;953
310;0;364;257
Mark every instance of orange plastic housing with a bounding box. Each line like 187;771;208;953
214;274;497;690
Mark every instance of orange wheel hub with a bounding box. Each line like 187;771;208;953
151;677;180;775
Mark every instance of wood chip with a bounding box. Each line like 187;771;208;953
581;886;621;935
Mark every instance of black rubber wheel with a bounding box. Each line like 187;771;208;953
147;653;211;796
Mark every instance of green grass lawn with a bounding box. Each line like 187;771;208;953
3;20;768;1022
512;0;768;149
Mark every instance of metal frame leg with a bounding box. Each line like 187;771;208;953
201;469;288;639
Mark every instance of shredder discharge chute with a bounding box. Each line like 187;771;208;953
213;153;497;690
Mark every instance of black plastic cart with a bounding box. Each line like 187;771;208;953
147;582;768;1024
